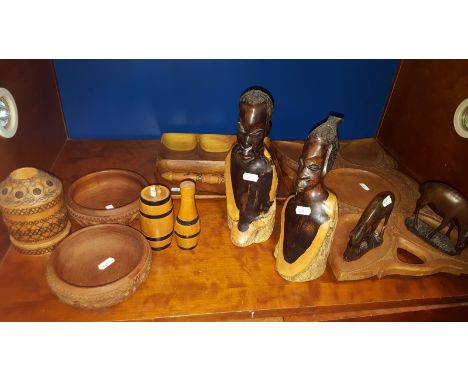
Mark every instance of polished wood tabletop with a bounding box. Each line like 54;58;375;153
1;140;468;321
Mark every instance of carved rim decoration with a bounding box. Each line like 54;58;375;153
0;167;62;209
66;169;148;227
11;220;71;256
0;88;18;139
4;206;69;243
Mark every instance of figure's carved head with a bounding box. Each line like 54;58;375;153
237;89;273;161
308;114;342;174
295;136;332;193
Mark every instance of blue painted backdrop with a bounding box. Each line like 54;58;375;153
54;60;398;140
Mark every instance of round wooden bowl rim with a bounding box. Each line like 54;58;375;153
67;169;147;217
47;224;152;298
324;167;402;210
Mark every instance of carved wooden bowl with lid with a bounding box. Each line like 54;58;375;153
46;224;152;309
67;169;148;226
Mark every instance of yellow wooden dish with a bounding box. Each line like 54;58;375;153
161;133;197;151
199;134;235;153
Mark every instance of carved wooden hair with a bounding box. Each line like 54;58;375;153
239;89;274;117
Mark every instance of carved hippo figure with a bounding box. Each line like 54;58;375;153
412;181;468;253
344;191;395;261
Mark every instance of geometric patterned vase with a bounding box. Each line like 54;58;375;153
0;167;71;255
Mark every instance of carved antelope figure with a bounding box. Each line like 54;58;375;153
412;181;468;253
344;191;395;261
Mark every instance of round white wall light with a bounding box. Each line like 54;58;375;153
453;98;468;139
0;87;18;139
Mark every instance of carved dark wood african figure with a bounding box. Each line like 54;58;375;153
225;88;278;247
274;115;342;282
405;181;468;255
344;191;395;262
309;114;341;175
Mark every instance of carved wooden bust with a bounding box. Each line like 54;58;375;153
275;115;342;281
225;88;278;247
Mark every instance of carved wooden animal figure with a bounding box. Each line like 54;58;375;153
413;181;468;253
344;191;395;261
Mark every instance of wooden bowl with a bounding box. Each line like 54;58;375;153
339;138;384;167
67;169;148;226
46;224;152;309
199;134;235;153
161;133;198;151
324;168;401;210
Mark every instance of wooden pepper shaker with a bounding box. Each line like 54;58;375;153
139;184;174;251
174;180;200;250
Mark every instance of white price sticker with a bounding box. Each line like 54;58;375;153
382;195;392;207
150;186;157;197
295;206;312;216
98;257;115;270
243;172;259;182
359;183;370;191
105;204;114;210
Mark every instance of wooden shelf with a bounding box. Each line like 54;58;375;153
1;139;468;321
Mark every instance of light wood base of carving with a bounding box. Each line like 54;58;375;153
227;200;276;247
275;194;338;282
224;147;278;247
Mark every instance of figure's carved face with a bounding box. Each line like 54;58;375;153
295;138;327;193
237;102;268;161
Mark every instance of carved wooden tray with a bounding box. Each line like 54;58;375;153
155;133;231;197
323;168;402;211
321;141;468;280
155;133;290;199
329;213;468;280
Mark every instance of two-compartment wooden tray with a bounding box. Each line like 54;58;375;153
155;133;291;199
155;133;234;197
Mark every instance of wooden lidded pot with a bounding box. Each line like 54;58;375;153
174;180;200;250
0;167;71;255
139;184;174;251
